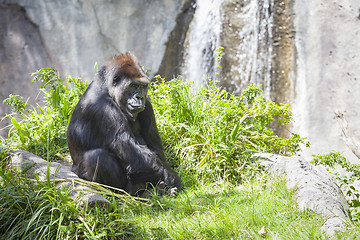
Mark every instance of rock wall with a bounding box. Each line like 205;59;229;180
2;0;360;164
219;0;360;162
292;0;360;162
0;0;189;137
220;0;275;95
0;3;54;137
219;0;295;138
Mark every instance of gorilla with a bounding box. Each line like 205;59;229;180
67;53;181;196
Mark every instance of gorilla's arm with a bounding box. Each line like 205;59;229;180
138;100;166;160
98;99;165;175
107;99;180;188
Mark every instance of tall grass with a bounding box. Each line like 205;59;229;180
149;76;305;183
2;68;306;184
2;68;88;161
0;152;143;239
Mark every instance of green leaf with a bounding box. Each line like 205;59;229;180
11;117;21;130
230;122;240;141
196;152;210;167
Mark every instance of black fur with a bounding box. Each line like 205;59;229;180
67;53;181;196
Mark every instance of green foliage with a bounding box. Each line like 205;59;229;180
311;151;348;167
149;77;306;183
311;152;360;222
3;94;29;113
215;46;224;78
2;67;88;161
2;67;305;183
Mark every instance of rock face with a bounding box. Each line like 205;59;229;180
254;152;350;236
2;0;360;163
0;3;54;137
292;0;360;163
157;0;196;80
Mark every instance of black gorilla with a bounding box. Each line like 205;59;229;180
67;53;181;196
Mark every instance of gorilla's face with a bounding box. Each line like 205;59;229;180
122;79;149;121
98;53;150;122
108;71;149;122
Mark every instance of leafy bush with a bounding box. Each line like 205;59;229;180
149;77;306;183
2;67;305;183
311;152;360;222
2;67;88;161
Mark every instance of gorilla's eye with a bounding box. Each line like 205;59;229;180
130;83;138;89
113;76;121;86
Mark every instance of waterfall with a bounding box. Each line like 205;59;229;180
183;0;223;89
183;0;274;95
233;0;274;96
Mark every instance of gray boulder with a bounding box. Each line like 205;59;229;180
253;152;350;236
10;150;111;207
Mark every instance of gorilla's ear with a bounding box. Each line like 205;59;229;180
98;65;106;80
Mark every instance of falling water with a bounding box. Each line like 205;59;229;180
183;0;274;95
232;0;274;96
182;0;223;89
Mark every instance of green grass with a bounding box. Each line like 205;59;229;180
1;154;360;239
124;177;328;239
0;163;333;240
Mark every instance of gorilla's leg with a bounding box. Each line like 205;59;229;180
76;149;128;189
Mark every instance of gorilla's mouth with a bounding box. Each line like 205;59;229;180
128;104;145;113
126;104;145;121
127;97;145;113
